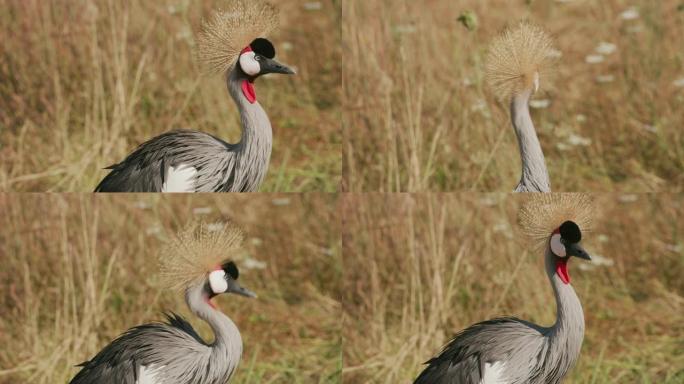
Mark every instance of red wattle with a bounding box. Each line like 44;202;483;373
242;80;257;104
556;258;570;284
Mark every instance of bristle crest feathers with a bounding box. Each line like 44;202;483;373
486;22;557;101
196;0;279;74
518;193;594;250
159;221;245;291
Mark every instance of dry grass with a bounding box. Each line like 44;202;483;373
0;0;341;192
343;0;684;192
342;193;684;383
0;194;341;383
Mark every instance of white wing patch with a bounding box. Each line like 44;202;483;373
162;164;197;193
137;364;163;384
480;361;508;384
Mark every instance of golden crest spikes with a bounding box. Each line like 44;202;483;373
518;193;594;250
196;0;279;74
160;221;245;291
485;22;556;101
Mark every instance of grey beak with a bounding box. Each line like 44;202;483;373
228;280;257;298
566;243;591;261
261;58;296;75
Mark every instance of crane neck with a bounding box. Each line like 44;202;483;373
511;90;550;192
543;248;585;377
225;66;273;192
185;283;242;381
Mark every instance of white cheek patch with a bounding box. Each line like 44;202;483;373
239;51;260;76
208;270;228;294
550;233;567;257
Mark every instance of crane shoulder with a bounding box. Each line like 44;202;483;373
413;317;547;384
69;315;212;384
94;129;236;192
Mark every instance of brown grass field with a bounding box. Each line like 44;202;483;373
343;0;684;192
0;194;341;383
0;0;341;192
342;193;683;383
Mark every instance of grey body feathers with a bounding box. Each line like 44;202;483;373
414;248;585;384
70;284;244;384
69;313;234;384
95;67;272;193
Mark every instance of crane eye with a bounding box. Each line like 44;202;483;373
550;233;567;257
254;55;262;61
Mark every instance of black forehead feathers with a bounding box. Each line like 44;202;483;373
222;261;239;280
559;221;582;243
250;38;276;59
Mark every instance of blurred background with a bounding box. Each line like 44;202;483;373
0;194;341;383
343;0;684;192
0;0;341;192
342;193;683;383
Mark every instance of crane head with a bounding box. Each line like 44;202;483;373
207;261;257;298
485;22;555;102
549;221;592;285
238;38;296;79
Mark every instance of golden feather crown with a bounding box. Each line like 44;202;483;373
196;0;279;74
159;221;245;291
485;22;557;101
518;193;595;250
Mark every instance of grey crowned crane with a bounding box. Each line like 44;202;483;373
485;22;557;193
95;1;294;192
70;223;256;383
414;194;594;384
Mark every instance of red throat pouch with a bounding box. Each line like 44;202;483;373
242;80;257;104
556;258;570;284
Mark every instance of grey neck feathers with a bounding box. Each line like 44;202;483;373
186;284;243;380
226;66;273;192
511;90;550;192
542;248;585;379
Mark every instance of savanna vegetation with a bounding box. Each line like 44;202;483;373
342;193;683;383
0;194;341;383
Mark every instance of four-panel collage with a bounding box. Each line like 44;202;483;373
0;1;682;384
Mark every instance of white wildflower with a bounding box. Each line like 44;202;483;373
567;133;591;146
595;74;615;83
595;42;617;55
618;194;638;203
272;198;291;206
192;207;212;215
620;8;639;20
585;54;604;64
529;99;551;109
303;2;322;11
